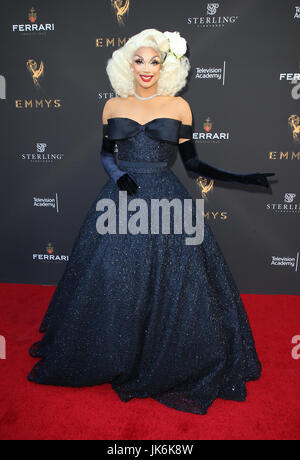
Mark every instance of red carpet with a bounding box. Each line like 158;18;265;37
0;283;299;440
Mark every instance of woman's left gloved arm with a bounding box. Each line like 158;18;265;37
178;139;275;188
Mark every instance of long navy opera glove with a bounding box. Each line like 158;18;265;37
178;139;275;188
100;136;139;196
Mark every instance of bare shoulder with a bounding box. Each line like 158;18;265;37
102;96;122;123
174;96;193;125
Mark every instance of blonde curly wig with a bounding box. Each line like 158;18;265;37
106;28;191;98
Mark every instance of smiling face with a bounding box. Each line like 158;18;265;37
130;46;162;90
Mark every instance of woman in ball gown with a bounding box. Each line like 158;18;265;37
28;29;275;415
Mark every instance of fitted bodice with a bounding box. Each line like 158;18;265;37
103;117;192;163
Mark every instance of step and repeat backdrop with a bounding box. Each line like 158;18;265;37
0;0;299;294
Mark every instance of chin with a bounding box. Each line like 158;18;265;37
136;80;158;89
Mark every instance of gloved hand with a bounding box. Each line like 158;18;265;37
179;139;275;188
100;136;139;195
117;173;139;196
236;172;275;188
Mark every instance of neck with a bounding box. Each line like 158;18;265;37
134;84;158;99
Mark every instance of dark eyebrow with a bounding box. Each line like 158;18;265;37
133;54;160;61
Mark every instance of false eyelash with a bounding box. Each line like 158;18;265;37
134;59;160;65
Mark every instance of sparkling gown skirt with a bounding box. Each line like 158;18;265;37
28;161;262;415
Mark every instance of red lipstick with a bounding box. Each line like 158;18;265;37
140;75;153;82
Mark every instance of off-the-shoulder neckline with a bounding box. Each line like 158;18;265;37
105;117;192;128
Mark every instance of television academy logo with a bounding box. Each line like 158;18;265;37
12;7;55;34
187;3;238;28
20;143;64;163
195;61;226;85
271;252;299;272
33;194;59;212
266;193;300;213
193;117;230;143
32;243;69;263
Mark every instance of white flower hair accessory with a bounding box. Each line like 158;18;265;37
162;31;187;63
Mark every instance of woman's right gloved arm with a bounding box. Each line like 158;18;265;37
100;136;139;196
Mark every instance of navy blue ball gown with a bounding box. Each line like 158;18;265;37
28;117;262;415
